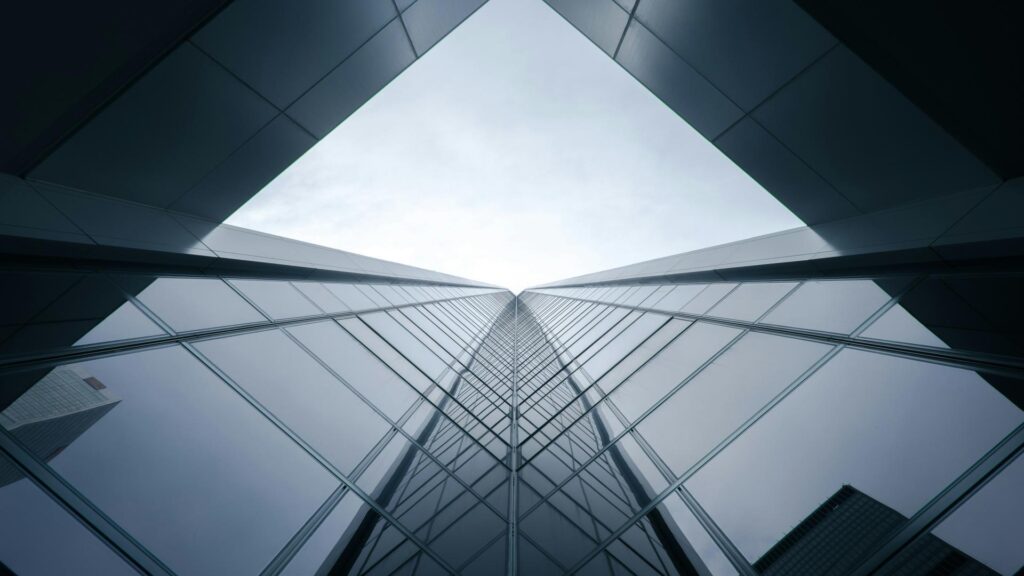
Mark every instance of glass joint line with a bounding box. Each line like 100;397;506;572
0;288;500;373
849;424;1024;576
181;341;461;573
516;314;672;448
341;318;513;453
328;296;517;575
535;291;1024;379
512;297;701;575
0;431;173;576
508;296;519;575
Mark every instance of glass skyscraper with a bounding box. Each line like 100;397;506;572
2;0;1022;575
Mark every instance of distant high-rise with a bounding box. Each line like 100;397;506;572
755;486;998;576
1;0;1022;574
0;367;118;487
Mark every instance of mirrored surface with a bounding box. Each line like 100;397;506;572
0;347;339;574
0;452;138;575
686;350;1022;565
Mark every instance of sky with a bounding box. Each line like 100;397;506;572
226;0;803;293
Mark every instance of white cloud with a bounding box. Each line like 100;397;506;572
227;0;802;293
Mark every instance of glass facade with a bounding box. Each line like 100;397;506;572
3;0;1021;572
1;269;1021;575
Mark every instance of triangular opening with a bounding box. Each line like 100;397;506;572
226;0;802;292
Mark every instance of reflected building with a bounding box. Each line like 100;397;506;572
0;367;118;488
754;486;997;576
2;0;1023;574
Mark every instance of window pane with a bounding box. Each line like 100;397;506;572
573;311;647;374
860;304;949;348
682;284;737;315
0;452;137;575
609;322;741;422
357;285;391;308
323;283;378;311
647;280;704;309
74;302;165;346
0;271;164;358
639;333;831;475
281;492;366;576
341;318;439;399
687;350;1023;565
288;321;419;421
350;313;446;386
292;282;349;314
0;347;338;574
706;282;797;322
930;453;1024;575
228;279;320;319
761;279;893;334
660;494;738;576
130;277;265;332
195;328;392;474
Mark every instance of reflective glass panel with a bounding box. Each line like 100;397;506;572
687;350;1023;565
131;277;265;332
639;332;831;476
195;328;392;474
323;283;378;311
0;347;338;574
228;279;321;319
706;282;797;322
0;452;137;575
292;281;349;314
0;272;164;358
681;284;737;315
288;321;419;421
609;322;741;422
761;279;892;334
930;453;1024;575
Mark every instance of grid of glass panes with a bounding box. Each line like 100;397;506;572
0;270;512;575
521;272;1023;576
2;268;1022;575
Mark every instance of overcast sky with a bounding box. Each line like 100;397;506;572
227;0;802;293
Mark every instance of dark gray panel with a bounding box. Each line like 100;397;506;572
35;183;214;256
192;0;397;108
796;1;1023;179
615;22;743;140
715;116;859;225
635;0;835;111
287;20;415;138
0;0;226;174
169;114;315;221
937;178;1024;246
753;46;1000;213
0;174;90;244
543;0;629;56
402;0;487;55
0;271;165;359
30;43;276;208
810;187;993;256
